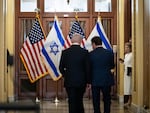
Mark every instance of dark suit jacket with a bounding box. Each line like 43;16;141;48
59;45;90;87
89;47;115;86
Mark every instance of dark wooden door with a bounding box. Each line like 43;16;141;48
15;0;117;100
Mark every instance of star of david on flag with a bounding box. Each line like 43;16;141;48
49;41;59;55
41;17;67;81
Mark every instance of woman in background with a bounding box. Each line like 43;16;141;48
119;42;132;107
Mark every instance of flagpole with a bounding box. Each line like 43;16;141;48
98;12;101;21
54;80;59;103
54;14;59;103
35;8;40;19
34;8;41;103
75;11;78;21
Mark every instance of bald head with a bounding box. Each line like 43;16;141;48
71;33;82;44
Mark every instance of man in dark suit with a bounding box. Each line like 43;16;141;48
89;36;114;113
59;33;90;113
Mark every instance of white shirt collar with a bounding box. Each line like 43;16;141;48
72;43;80;45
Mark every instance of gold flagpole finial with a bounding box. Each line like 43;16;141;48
98;12;101;22
54;14;58;20
75;12;78;21
35;8;40;18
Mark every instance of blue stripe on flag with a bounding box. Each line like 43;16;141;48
42;47;59;77
54;21;65;46
96;22;112;51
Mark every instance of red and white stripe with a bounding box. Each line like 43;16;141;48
20;37;47;82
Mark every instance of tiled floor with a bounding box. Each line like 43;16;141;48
40;98;132;113
0;98;133;113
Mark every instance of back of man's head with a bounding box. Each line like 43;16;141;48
91;36;102;45
71;33;82;44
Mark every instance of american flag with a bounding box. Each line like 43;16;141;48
20;18;48;83
66;21;86;47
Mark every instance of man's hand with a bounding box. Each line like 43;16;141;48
119;58;124;63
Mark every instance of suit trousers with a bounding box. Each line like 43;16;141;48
92;86;111;113
66;87;86;113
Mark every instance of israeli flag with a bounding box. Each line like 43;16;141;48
85;18;112;52
41;18;67;81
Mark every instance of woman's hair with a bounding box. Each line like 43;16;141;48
125;42;132;50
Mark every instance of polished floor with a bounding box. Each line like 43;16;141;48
0;98;133;113
40;98;132;113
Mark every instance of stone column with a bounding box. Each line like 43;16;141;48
5;0;15;102
117;0;125;105
0;0;7;102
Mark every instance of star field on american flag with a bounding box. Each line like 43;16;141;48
68;21;85;39
29;19;45;44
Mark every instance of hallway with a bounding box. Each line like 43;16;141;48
1;0;150;112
